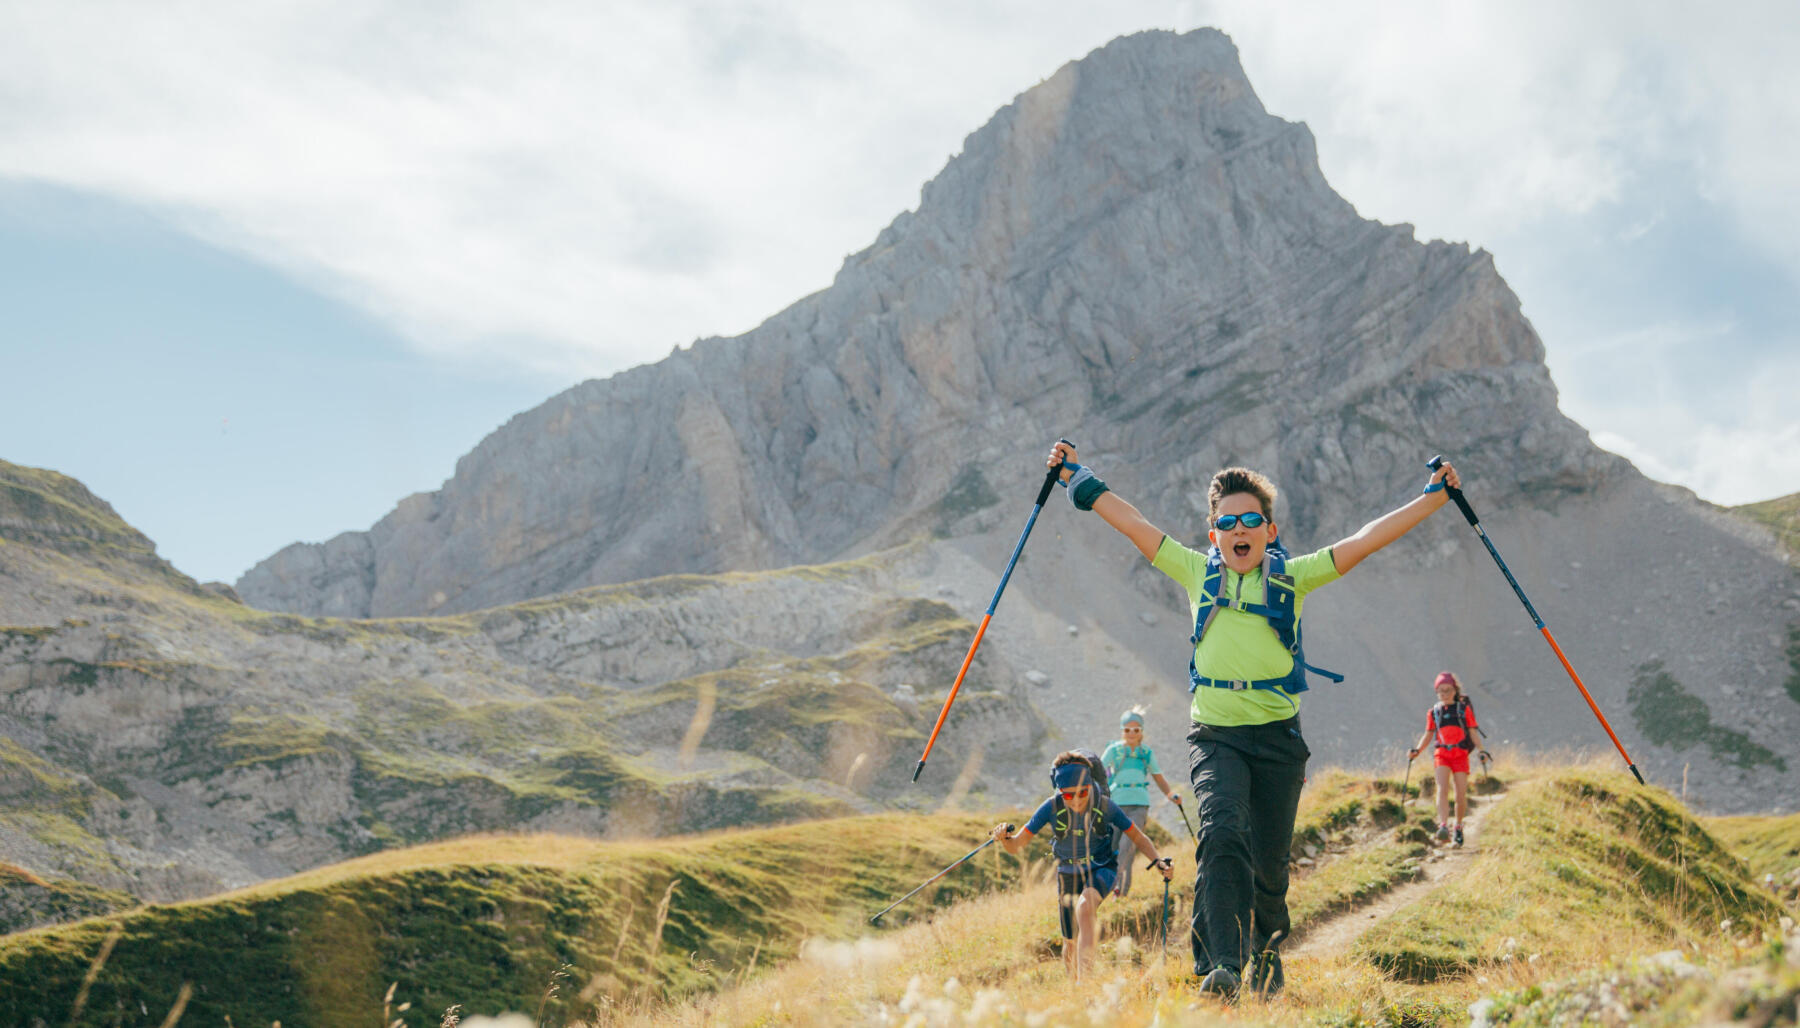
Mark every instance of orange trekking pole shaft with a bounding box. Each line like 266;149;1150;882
913;449;1068;782
1427;457;1645;784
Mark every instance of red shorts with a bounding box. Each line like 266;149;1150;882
1434;746;1471;774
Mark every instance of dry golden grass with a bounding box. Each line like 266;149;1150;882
11;757;1792;1028
601;756;1791;1028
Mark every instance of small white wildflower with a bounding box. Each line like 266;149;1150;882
899;976;927;1014
966;989;1008;1023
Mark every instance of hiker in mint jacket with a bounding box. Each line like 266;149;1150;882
1045;440;1461;998
1102;707;1184;899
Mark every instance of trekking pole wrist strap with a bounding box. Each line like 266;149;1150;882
1063;464;1110;511
1422;480;1446;494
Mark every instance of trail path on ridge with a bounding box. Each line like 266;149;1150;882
1288;783;1504;959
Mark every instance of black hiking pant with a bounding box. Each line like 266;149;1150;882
1186;715;1309;974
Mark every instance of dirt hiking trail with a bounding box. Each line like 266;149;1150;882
1288;782;1504;959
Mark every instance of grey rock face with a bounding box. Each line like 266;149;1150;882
237;29;1610;620
1;507;1046;907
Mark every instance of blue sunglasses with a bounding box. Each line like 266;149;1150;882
1212;511;1267;531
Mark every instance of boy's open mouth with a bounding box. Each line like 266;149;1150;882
1233;542;1252;558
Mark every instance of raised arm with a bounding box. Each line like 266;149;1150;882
1046;441;1165;561
1330;460;1462;575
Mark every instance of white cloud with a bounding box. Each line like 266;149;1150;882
2;1;1796;500
1557;320;1800;505
0;1;1200;376
1194;0;1800;252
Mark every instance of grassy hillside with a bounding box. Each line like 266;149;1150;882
7;757;1796;1027
0;813;1023;1027
0;459;207;594
1734;490;1800;563
1351;768;1783;983
1705;809;1800;904
634;763;1790;1028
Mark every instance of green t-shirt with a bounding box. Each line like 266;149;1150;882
1151;536;1342;726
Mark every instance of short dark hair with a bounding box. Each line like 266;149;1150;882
1208;467;1277;520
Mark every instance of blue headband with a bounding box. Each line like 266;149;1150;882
1051;763;1092;789
1120;711;1144;727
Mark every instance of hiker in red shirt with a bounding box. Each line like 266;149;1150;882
1408;671;1488;847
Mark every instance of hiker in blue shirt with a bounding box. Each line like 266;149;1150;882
1103;708;1184;898
992;751;1174;980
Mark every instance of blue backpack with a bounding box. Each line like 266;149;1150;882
1187;538;1343;694
1107;744;1153;790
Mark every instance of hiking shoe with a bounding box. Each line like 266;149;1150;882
1197;964;1240;999
1434;823;1450;843
1453;826;1465;848
1247;950;1285;996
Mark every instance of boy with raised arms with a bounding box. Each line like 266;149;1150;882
1046;440;1460;998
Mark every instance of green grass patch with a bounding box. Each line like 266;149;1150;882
930;465;1002;537
1628;660;1786;771
1705;811;1800;879
0;814;1021;1027
1785;623;1800;706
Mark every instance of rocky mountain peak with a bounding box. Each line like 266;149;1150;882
237;29;1609;620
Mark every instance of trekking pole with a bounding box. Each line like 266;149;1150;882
1159;872;1171;957
1171;797;1195;839
1401;750;1416;809
1426;456;1645;785
913;443;1071;782
869;826;1012;924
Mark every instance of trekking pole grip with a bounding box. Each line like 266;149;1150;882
1035;438;1075;506
1426;455;1479;526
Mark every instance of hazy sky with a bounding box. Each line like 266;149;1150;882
3;1;1796;585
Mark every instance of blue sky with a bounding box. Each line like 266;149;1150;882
2;1;1796;585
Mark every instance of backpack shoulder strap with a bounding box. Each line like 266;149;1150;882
1191;546;1228;645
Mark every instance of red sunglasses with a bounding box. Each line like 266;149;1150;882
1059;787;1091;800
